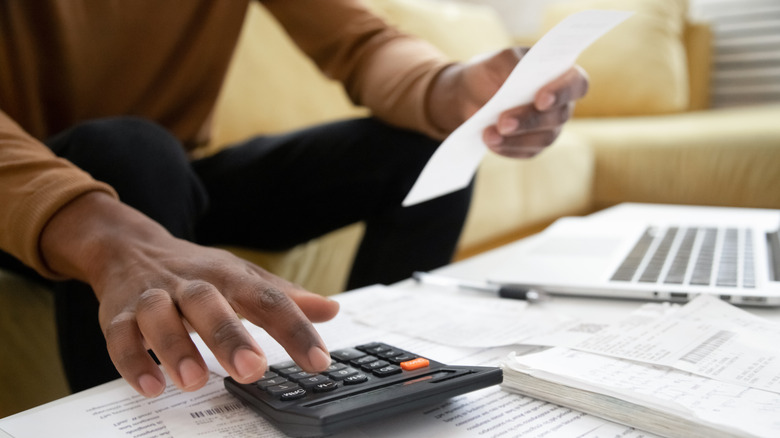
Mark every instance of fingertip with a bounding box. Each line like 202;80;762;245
308;346;332;371
536;91;556;111
324;296;340;314
233;348;267;382
178;357;208;390
497;117;518;135
483;128;502;146
295;293;341;322
138;373;166;397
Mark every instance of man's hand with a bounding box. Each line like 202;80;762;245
428;47;589;158
40;192;339;397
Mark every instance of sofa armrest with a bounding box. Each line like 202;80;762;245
568;104;780;210
0;272;69;417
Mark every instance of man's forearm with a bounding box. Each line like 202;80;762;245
39;191;171;295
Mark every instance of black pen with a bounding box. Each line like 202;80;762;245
412;271;547;302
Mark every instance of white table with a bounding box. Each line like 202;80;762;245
3;204;778;437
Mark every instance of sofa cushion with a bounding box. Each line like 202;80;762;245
459;131;594;256
542;0;690;117
206;0;514;155
367;0;513;62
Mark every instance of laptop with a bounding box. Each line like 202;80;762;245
488;203;780;306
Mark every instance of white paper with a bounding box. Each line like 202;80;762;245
339;284;575;348
0;373;282;438
520;295;780;393
402;10;633;206
505;348;780;438
1;292;655;438
349;385;659;438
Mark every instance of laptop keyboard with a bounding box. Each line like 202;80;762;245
610;226;755;288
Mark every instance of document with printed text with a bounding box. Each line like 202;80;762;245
336;284;571;348
521;294;780;393
1;288;657;438
503;347;780;438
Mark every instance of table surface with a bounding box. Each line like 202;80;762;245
2;203;778;434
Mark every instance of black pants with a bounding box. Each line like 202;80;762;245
1;117;472;392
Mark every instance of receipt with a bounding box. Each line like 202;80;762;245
402;9;632;206
522;295;780;394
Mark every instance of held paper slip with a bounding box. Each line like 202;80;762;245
402;9;632;206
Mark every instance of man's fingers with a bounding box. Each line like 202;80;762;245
175;281;268;384
228;279;331;374
103;311;166;397
243;265;340;323
484;126;561;158
135;289;209;391
285;287;340;323
496;102;573;136
535;65;589;111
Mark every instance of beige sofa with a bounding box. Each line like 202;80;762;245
2;0;779;417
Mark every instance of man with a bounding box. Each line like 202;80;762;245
0;0;587;398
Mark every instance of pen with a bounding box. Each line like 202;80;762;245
412;271;547;302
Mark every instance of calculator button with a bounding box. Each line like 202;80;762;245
343;374;369;385
361;360;389;371
350;355;378;367
400;358;430;371
266;382;302;397
275;365;303;376
287;371;317;382
257;377;288;389
279;388;307;401
298;375;333;389
330;348;366;362
377;350;404;359
373;365;402;377
270;361;297;372
361;344;391;355
313;381;339;393
257;371;279;381
325;362;347;373
326;367;359;381
388;353;416;364
355;342;381;349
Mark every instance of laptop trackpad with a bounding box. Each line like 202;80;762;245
529;237;623;258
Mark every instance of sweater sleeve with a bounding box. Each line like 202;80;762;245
0;110;118;279
261;0;453;140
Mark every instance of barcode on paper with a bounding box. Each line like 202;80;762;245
679;330;736;364
189;402;245;419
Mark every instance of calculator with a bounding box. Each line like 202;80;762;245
224;342;503;437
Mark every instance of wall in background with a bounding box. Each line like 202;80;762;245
690;0;780;107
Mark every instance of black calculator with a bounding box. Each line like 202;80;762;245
224;342;502;437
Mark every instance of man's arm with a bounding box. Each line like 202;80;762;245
426;48;589;158
263;0;588;157
0;110;339;397
38;191;339;397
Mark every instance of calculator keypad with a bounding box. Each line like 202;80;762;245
257;342;429;400
224;341;503;437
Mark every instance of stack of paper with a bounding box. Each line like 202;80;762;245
500;295;780;438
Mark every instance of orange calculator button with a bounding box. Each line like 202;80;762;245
400;358;430;371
